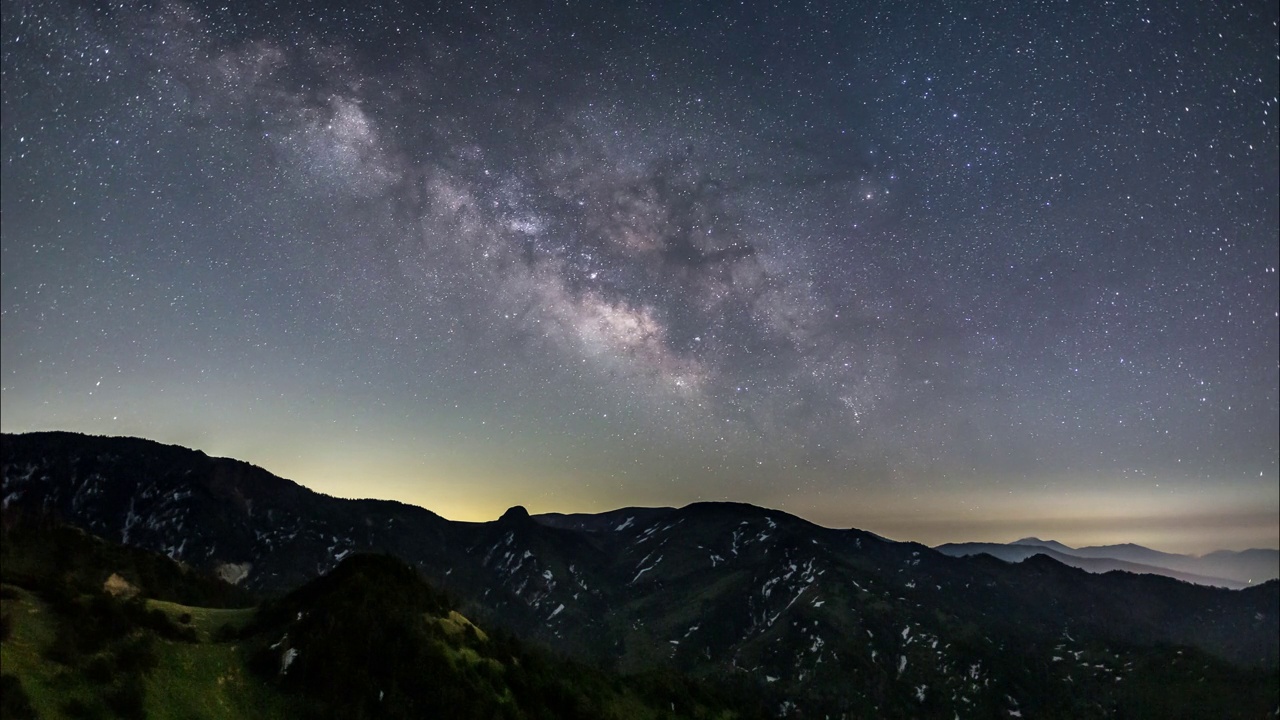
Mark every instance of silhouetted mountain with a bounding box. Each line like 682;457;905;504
935;542;1250;589
3;431;1278;718
238;553;765;719
942;538;1279;587
534;506;675;533
1071;543;1279;585
0;519;765;720
1199;548;1280;585
1010;537;1076;554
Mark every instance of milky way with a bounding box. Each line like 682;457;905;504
2;0;1276;552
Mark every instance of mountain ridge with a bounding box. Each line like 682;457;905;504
941;537;1279;588
0;519;771;720
3;430;1277;718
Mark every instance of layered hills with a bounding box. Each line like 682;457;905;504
1;520;757;719
2;431;1277;718
935;538;1278;589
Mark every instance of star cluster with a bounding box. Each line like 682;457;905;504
2;0;1276;552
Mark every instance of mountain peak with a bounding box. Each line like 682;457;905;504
1012;537;1074;551
498;505;531;523
4;431;1278;717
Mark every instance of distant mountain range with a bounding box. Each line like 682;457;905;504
935;538;1279;589
3;431;1277;718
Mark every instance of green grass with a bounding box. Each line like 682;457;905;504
143;599;295;719
3;569;755;720
1;584;296;720
144;633;295;719
146;599;255;642
434;608;489;642
1;584;72;718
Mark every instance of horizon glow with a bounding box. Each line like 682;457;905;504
3;0;1276;556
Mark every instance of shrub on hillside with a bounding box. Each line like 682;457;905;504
105;676;147;720
60;698;104;720
115;634;159;674
84;655;116;684
1;674;37;720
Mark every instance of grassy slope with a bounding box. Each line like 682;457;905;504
1;585;296;720
144;600;295;719
3;584;742;720
1;585;63;718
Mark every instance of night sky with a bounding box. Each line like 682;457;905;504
3;0;1277;553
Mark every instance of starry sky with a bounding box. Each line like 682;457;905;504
2;0;1277;554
